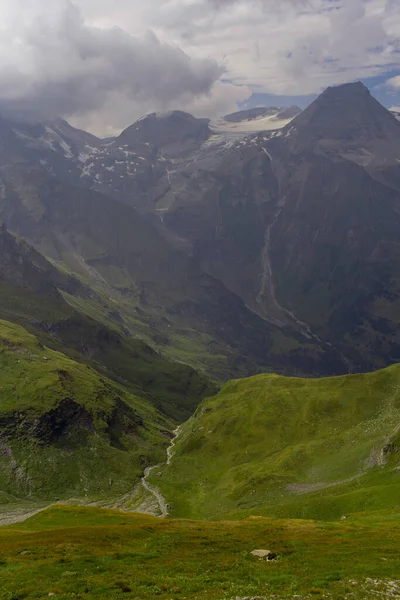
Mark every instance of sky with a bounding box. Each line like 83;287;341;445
0;0;399;135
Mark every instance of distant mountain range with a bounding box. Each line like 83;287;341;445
0;103;346;381
2;81;400;378
1;80;400;505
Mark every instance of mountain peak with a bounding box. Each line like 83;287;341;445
284;81;400;155
118;110;211;156
323;80;369;96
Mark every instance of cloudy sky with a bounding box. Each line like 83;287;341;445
0;0;399;134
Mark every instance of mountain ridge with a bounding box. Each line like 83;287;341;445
1;81;399;376
0;224;218;422
0;139;346;379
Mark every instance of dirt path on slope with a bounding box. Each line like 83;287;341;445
0;505;53;527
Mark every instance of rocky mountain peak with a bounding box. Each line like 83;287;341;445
283;81;400;158
117;110;211;157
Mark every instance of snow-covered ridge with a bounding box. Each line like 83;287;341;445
390;109;400;121
210;106;301;135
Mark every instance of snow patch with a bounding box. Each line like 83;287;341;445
210;114;295;135
78;152;91;163
262;147;272;161
43;127;73;158
84;145;100;155
58;139;73;158
13;129;35;142
80;162;95;177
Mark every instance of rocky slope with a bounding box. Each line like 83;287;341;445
0;319;173;502
0;225;217;422
0;123;345;380
1;83;399;373
89;82;400;372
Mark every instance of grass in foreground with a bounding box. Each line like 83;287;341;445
0;506;399;600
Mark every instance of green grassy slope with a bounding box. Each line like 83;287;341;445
0;282;216;422
0;225;217;421
0;505;399;599
0;320;173;503
153;368;400;520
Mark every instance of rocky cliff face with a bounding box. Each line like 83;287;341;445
1;83;399;373
0;319;173;501
0;126;344;380
0;223;87;299
95;82;400;372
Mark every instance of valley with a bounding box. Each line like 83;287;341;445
1;81;400;599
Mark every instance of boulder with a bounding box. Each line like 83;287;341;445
250;549;277;561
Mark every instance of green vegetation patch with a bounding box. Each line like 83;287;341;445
0;505;399;599
0;320;173;502
153;368;400;519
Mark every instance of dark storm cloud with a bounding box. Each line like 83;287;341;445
0;0;223;122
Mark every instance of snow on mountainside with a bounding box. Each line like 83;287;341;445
391;109;400;121
2;83;400;376
210;106;302;134
7;106;303;215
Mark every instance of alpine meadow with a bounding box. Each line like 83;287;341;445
0;1;400;598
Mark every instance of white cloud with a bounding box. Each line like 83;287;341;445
70;81;251;136
0;0;221;130
0;0;398;134
79;0;400;95
386;75;400;89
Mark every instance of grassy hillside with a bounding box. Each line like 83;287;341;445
0;282;216;422
0;505;399;599
0;224;217;421
152;367;400;520
0;320;173;503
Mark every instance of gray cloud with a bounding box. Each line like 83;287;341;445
0;0;397;133
206;0;309;7
0;0;222;123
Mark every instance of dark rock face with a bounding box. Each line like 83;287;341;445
0;120;346;379
0;398;95;448
34;398;95;446
110;81;400;372
268;154;400;370
283;82;400;165
106;398;144;450
0;224;87;299
1;82;399;375
118;111;211;157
